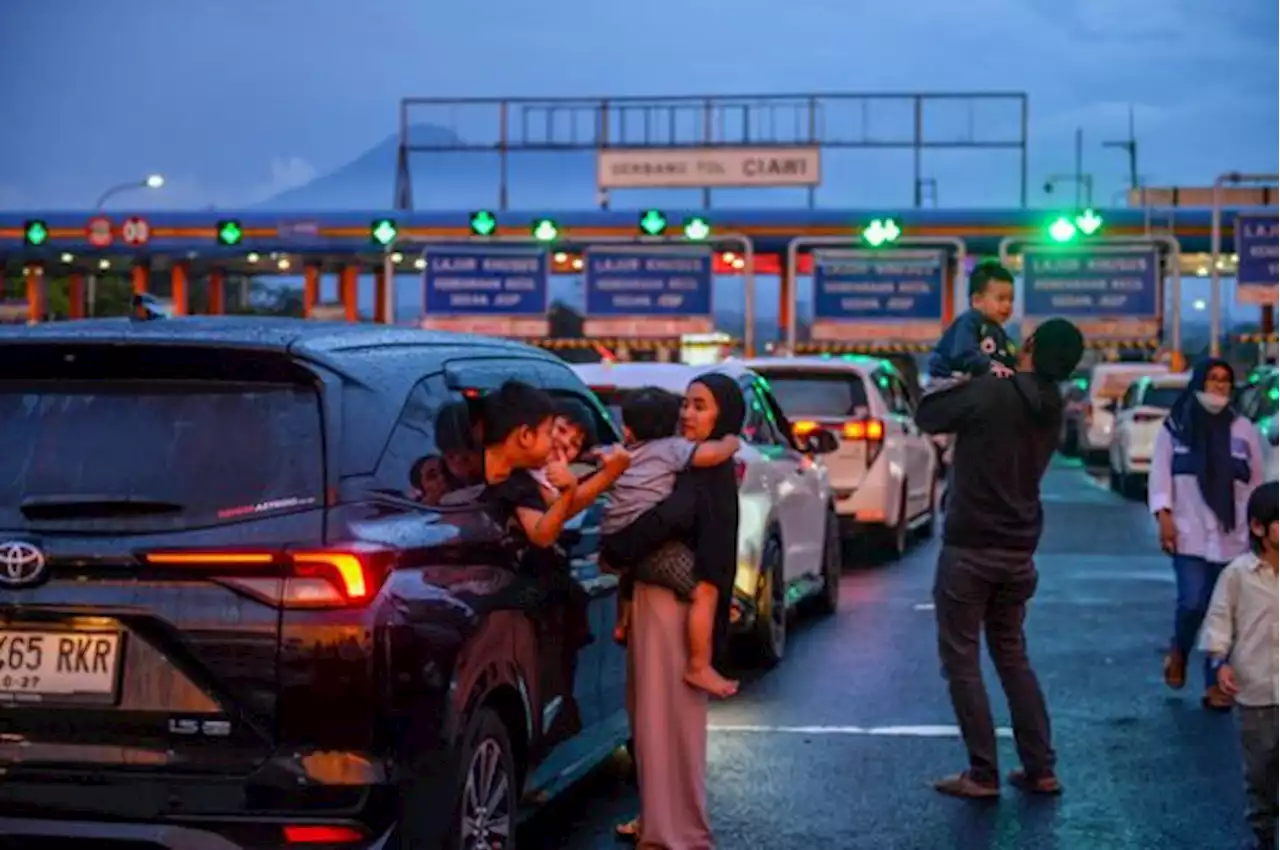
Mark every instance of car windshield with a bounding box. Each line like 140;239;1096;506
753;371;869;417
1140;386;1184;409
0;381;324;530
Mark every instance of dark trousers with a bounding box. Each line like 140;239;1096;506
1239;704;1278;849
933;545;1055;783
1170;554;1228;689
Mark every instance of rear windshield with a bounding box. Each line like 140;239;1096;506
1092;369;1166;401
1140;386;1183;409
753;371;869;418
0;381;324;530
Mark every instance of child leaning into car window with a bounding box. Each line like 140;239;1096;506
601;387;740;698
529;397;600;495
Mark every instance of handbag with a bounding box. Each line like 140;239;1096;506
633;540;697;601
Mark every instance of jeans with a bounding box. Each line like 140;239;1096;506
1170;554;1227;689
934;546;1055;783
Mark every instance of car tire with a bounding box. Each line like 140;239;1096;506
883;485;910;559
750;531;787;667
449;707;518;850
811;506;842;616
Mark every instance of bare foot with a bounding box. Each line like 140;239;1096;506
684;666;739;698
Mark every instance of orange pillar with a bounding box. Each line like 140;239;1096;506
68;272;86;320
303;264;320;318
170;262;189;316
373;265;388;324
341;266;359;323
132;262;150;296
942;256;957;326
207;269;226;315
778;261;794;352
24;265;44;323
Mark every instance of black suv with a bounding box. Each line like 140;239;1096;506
0;318;632;849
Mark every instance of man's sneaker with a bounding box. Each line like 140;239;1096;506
1163;649;1187;690
1007;769;1063;795
932;771;1000;799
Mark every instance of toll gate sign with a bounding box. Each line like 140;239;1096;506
1234;213;1279;306
1021;246;1160;340
811;249;946;343
421;248;549;337
582;247;714;338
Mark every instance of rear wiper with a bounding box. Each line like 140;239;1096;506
19;495;185;520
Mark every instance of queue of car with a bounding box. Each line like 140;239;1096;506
0;317;951;850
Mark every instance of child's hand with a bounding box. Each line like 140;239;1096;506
1216;663;1239;697
544;461;578;492
598;444;632;476
990;363;1015;378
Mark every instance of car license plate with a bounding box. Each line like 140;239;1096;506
0;630;123;703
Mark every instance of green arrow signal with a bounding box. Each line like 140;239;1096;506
1075;209;1103;235
862;218;901;247
24;220;49;246
217;220;243;245
639;209;667;236
371;219;397;246
532;219;559;242
470;210;497;236
683;217;711;241
1048;217;1077;243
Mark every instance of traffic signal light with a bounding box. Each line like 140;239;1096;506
639;209;667;236
861;218;901;247
23;220;49;247
1047;209;1104;243
470;210;497;237
683;217;711;241
371;218;398;246
531;218;560;242
216;219;243;246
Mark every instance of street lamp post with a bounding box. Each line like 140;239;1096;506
94;174;165;209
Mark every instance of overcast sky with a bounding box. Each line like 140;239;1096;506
0;0;1275;210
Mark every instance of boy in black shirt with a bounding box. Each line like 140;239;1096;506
927;261;1018;381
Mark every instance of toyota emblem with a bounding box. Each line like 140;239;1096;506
0;541;48;589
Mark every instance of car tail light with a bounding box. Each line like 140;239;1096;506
792;419;820;440
1134;412;1164;423
143;543;393;608
282;824;365;844
733;457;747;487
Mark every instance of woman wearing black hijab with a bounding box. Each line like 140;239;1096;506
1149;357;1264;709
623;372;745;849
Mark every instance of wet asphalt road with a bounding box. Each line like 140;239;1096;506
520;456;1258;850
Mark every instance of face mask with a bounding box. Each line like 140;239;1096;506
1196;391;1229;414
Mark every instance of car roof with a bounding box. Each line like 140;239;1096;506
571;360;756;395
737;355;881;379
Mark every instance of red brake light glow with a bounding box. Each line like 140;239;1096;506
282;824;365;844
144;546;389;608
841;419;884;441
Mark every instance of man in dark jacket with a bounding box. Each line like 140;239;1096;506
915;316;1085;799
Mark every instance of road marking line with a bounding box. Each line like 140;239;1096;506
913;603;935;611
709;724;1013;739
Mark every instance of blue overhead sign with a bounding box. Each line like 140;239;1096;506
422;248;548;315
1021;248;1159;318
1234;213;1279;305
812;250;945;321
583;248;713;317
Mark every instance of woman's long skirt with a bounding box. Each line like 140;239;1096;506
629;579;714;850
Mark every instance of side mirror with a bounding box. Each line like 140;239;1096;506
803;429;839;455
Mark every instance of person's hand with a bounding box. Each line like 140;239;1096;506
544;460;577;492
1156;510;1177;554
598;444;631;476
990;363;1015;378
1216;663;1238;697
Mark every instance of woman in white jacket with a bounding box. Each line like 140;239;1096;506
1148;358;1263;710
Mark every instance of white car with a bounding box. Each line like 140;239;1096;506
1236;367;1279;483
572;361;841;666
739;356;940;557
1077;362;1171;462
1107;372;1189;497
